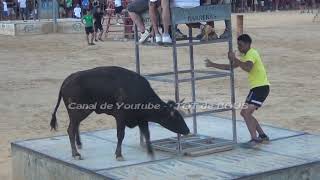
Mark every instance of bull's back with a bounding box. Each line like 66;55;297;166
61;66;157;104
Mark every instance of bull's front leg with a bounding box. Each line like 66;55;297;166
139;121;154;159
115;120;125;161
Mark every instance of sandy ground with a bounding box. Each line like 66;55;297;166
0;11;320;179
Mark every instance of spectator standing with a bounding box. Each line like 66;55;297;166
74;3;81;18
2;0;9;20
18;0;27;20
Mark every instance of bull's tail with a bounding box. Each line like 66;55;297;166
50;88;62;131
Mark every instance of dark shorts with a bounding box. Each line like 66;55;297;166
94;23;103;32
115;6;124;14
127;0;149;13
85;26;94;35
245;85;270;108
3;11;9;17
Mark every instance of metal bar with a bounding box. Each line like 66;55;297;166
144;69;192;77
188;26;197;135
181;141;234;153
137;38;229;47
144;73;230;83
134;24;143;146
171;19;182;155
144;69;229;77
175;38;230;47
227;17;237;144
184;108;233;118
179;73;230;82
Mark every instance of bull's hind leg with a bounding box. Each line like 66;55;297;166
67;109;92;160
115;118;125;161
75;121;82;149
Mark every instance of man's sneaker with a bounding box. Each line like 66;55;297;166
219;29;230;39
175;29;187;40
244;138;263;147
162;33;172;44
259;134;270;144
139;30;151;44
155;34;162;44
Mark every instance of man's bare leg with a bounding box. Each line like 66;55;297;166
91;33;95;44
161;0;170;34
251;115;265;135
149;1;160;35
241;104;258;139
128;12;145;32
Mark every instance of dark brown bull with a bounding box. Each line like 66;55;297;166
50;66;190;160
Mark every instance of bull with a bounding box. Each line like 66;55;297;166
50;66;190;160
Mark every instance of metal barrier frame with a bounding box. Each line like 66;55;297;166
134;4;237;155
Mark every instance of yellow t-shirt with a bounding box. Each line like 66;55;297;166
240;48;270;89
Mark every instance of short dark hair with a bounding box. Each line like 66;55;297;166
237;34;252;44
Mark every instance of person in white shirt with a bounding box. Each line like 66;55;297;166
2;0;9;20
18;0;27;20
74;4;82;19
114;0;124;25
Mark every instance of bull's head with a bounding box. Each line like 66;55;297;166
157;100;190;135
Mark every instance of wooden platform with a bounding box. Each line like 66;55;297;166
11;115;320;180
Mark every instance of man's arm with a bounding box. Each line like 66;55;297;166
205;58;239;70
232;58;253;72
228;52;253;72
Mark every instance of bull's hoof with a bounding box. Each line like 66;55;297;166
116;156;125;161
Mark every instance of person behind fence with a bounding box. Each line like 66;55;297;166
82;0;90;12
92;0;100;13
18;0;27;20
149;0;172;44
74;4;81;18
66;0;73;17
58;0;66;18
93;7;104;41
127;0;152;43
32;0;38;20
82;10;95;45
114;0;124;25
2;0;9;20
205;34;270;146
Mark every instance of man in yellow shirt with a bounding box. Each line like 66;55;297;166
205;34;270;146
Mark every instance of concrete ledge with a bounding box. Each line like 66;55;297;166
15;22;53;36
11;116;320;180
0;23;15;35
57;19;84;34
0;19;85;36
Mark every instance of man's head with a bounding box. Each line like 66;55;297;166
237;34;252;54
